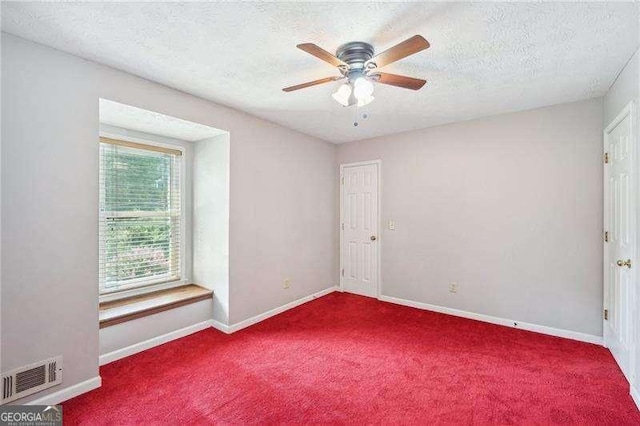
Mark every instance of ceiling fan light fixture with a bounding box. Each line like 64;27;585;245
332;83;352;107
285;36;429;112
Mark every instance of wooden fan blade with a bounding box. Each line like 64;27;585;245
282;76;343;92
297;43;347;67
373;72;426;90
366;35;430;68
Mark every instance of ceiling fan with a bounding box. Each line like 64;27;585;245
282;35;430;107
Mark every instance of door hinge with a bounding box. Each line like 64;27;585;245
604;309;609;321
604;231;609;243
341;223;344;230
341;176;344;185
604;152;609;164
341;268;344;277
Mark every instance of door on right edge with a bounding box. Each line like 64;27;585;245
604;103;635;383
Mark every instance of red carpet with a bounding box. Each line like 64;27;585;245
64;292;639;424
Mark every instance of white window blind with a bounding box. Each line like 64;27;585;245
99;137;183;295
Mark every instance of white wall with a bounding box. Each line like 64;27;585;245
1;33;336;403
604;47;640;398
228;126;337;324
99;300;213;358
337;98;604;336
193;134;230;324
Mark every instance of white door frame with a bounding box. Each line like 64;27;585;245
339;160;382;298
603;100;637;386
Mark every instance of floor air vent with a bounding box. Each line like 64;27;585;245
1;356;62;404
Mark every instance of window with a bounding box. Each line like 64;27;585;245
99;137;183;295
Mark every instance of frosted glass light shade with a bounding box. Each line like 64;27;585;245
357;95;374;107
332;83;352;107
353;78;374;100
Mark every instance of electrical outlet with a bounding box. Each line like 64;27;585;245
283;278;291;289
449;282;458;293
388;220;395;230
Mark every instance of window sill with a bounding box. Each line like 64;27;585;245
99;284;213;329
99;279;185;303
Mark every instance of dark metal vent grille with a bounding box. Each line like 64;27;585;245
49;361;57;383
16;365;46;393
3;376;12;400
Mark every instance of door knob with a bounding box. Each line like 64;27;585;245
617;259;632;268
370;235;377;241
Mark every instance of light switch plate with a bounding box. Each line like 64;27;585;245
388;220;395;230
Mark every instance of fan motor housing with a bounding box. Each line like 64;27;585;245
336;41;375;70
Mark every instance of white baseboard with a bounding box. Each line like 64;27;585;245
210;318;230;334
227;286;338;334
379;295;603;345
26;376;101;406
100;320;212;365
631;385;640;411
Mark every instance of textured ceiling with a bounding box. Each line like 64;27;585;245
100;99;226;142
2;2;638;143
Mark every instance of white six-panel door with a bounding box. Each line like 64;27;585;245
341;162;380;298
604;101;636;384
